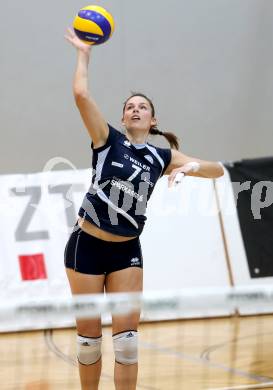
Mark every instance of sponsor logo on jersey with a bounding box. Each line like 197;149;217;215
111;179;144;202
123;140;131;148
130;257;141;266
128;157;150;171
112;161;124;168
143;176;154;187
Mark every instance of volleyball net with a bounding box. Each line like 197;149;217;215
1;286;273;389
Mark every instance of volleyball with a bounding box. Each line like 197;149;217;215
73;5;115;45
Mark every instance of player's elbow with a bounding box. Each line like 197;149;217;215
73;85;89;101
214;163;224;178
204;162;225;179
73;88;90;105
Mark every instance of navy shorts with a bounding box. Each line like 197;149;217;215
64;224;143;275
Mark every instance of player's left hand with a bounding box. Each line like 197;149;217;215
168;162;200;187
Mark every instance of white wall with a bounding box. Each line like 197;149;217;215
1;0;273;174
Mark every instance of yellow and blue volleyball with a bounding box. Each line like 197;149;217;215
73;5;115;45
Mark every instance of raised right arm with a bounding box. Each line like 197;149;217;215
65;28;109;148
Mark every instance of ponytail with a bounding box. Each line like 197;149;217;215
150;127;179;150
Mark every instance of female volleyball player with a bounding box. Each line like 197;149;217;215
64;28;224;390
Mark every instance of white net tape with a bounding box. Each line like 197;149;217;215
1;285;273;327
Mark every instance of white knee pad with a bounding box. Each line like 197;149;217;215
77;335;102;365
113;330;138;365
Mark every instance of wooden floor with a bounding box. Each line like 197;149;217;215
1;315;273;390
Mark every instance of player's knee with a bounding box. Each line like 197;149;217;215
77;334;102;365
113;330;138;365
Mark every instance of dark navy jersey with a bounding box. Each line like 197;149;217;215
79;124;172;236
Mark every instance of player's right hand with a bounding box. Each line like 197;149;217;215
65;28;91;53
